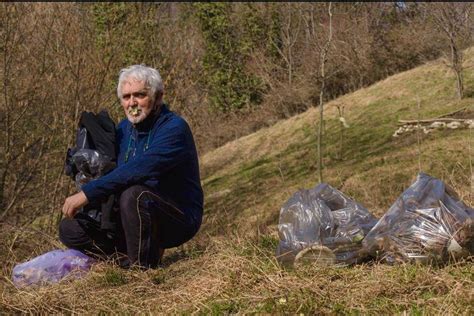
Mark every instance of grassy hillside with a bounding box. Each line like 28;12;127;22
1;49;474;314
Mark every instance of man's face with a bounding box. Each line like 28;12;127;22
120;79;157;124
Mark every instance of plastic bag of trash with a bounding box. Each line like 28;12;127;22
363;172;474;264
12;249;95;287
71;148;115;190
276;183;378;266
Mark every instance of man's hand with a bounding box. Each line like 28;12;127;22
62;191;89;218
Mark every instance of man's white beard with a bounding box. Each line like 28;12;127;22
126;107;150;124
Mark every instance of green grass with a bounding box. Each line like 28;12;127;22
98;268;128;286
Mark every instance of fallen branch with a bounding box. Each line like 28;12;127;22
435;106;467;118
398;118;470;125
393;118;473;137
398;107;470;125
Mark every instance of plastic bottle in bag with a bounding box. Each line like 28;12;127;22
276;183;378;266
363;172;474;264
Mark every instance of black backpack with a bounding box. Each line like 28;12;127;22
64;110;117;232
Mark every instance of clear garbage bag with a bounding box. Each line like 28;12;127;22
12;249;95;287
276;183;378;266
363;172;474;264
71;148;115;190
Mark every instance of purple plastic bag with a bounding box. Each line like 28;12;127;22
12;249;95;287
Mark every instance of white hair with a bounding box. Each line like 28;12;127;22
117;65;164;101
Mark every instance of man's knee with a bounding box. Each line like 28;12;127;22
58;218;85;249
119;185;148;210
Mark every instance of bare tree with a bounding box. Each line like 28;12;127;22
275;3;303;88
316;2;333;183
428;3;472;99
0;4;49;220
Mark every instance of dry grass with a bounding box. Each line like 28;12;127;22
1;227;472;314
2;48;474;313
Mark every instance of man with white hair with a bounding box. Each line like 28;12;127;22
59;65;203;268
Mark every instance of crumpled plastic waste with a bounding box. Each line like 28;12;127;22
12;249;95;287
363;172;474;264
276;183;378;266
71;148;115;190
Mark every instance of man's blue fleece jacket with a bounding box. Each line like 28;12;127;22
82;105;203;228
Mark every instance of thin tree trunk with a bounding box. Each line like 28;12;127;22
450;38;464;99
1;7;13;210
317;2;333;184
317;82;325;183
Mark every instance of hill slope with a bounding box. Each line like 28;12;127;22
1;49;474;314
201;47;474;235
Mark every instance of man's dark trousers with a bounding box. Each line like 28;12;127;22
59;185;198;268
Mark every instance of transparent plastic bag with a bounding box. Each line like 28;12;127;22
276;183;378;266
71;148;115;190
12;249;95;287
363;173;474;264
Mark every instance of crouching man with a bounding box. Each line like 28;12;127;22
59;65;203;268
